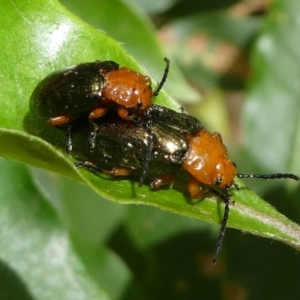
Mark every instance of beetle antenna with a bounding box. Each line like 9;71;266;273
237;173;299;181
153;57;170;97
212;186;231;264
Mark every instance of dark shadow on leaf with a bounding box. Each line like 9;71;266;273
0;259;34;300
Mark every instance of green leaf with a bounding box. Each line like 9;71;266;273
244;0;300;176
124;205;210;249
0;158;108;299
162;11;261;90
30;169;132;300
0;0;300;275
59;0;199;102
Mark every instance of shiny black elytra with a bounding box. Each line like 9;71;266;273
72;105;203;174
30;61;119;121
30;59;170;157
30;61;120;152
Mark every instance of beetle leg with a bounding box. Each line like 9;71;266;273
65;126;72;154
74;161;102;172
88;108;108;149
88;121;99;150
117;106;131;120
188;176;210;199
75;161;133;176
89;107;108;120
48;116;78;154
102;168;133;176
150;174;176;190
48;115;78;126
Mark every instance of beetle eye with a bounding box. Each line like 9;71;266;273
215;175;222;186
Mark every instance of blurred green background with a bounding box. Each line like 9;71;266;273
0;0;300;299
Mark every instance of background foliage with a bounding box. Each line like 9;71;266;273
0;0;300;299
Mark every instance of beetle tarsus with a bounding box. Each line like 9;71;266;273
65;126;73;154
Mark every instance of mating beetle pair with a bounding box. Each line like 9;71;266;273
30;58;170;183
30;59;299;263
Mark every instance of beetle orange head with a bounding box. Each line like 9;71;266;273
102;68;153;111
182;129;236;190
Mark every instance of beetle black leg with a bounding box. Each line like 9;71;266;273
65;126;73;154
212;186;231;264
74;161;102;172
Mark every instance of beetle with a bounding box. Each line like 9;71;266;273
70;105;299;263
30;58;170;153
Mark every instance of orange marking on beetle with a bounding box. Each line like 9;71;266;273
102;167;133;176
117;106;132;121
182;129;236;194
187;176;210;199
102;68;153;111
151;174;176;190
89;107;108;120
48;115;79;126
